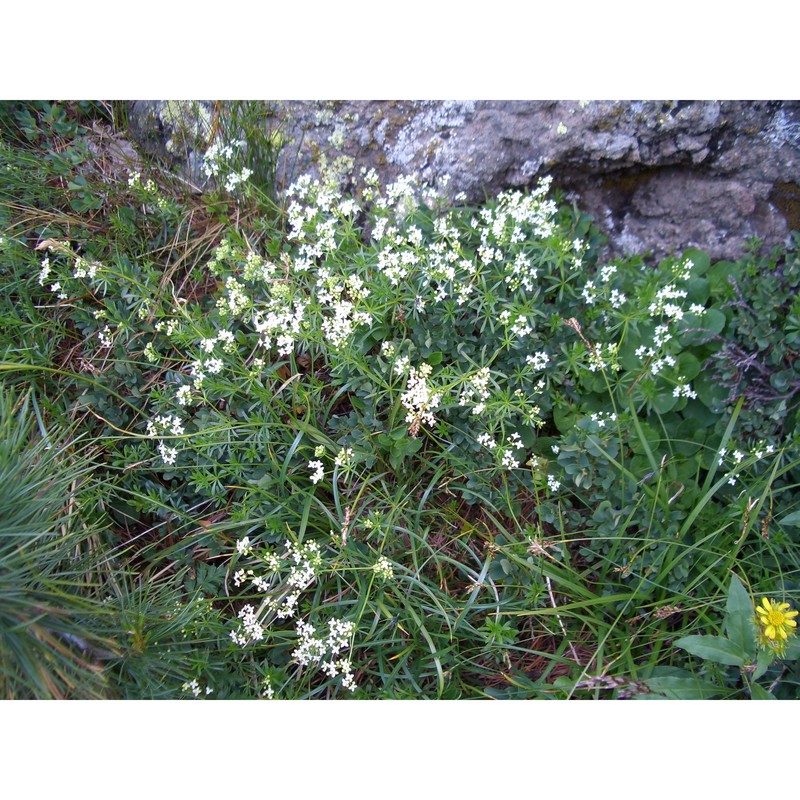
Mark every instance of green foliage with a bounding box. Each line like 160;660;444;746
2;100;800;699
667;574;798;699
0;387;114;698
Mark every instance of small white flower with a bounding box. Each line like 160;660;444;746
334;447;354;468
308;460;325;484
372;556;394;580
236;536;251;555
176;385;192;406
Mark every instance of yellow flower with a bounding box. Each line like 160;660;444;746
755;597;798;653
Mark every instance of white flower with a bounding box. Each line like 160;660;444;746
98;325;113;348
501;451;520;470
372;556;394;580
236;536;251;555
334;447;354;468
231;604;265;646
176;385;192;406
526;351;550;371
401;365;442;431
477;433;498;450
308;460;325;484
158;442;178;466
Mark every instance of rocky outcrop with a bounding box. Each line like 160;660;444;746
128;100;800;261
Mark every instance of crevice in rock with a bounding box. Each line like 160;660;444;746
769;182;800;232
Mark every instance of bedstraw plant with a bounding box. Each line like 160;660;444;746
1;100;799;699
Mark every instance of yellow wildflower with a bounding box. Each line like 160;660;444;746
755;597;798;654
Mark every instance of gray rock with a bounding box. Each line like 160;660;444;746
127;100;800;261
127;100;215;186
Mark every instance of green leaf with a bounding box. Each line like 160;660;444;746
682;248;710;275
679;308;726;345
748;682;776;700
753;647;773;681
673;634;747;666
650;390;678;415
694;368;729;411
426;351;443;366
778;510;800;527
643;669;723;699
782;637;800;660
725;574;756;659
707;260;740;296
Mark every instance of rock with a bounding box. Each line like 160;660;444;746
127;100;800;261
127;101;215;186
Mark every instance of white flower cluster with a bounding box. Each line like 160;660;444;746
477;432;498;450
477;178;556;269
581;264;628;309
155;318;179;337
672;377;698;399
315;268;372;349
230;604;265;647
143;342;158;363
631;259;707;400
217;276;251;319
175;385;193;406
232;539;322;629
322;299;371;350
235;536;252;555
252;297;307;357
202;140;252;193
648;282;689;317
401;363;442;432
526;351;550;371
181;679;213;698
718;441;776;469
37;247;103;301
499;430;526;470
372;556;394;580
505;252;539;292
146;412;185;466
241;250;279;283
259;677;275;700
98;325;114;348
286;160;364;264
376;174;422;220
128;171;156;193
586;342;620;373
459;367;492;416
334;447;354;468
501;450;520;469
189;347;224;387
308;459;325;484
589;411;618;429
292;618;357;692
38;255;52;287
73;256;100;281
